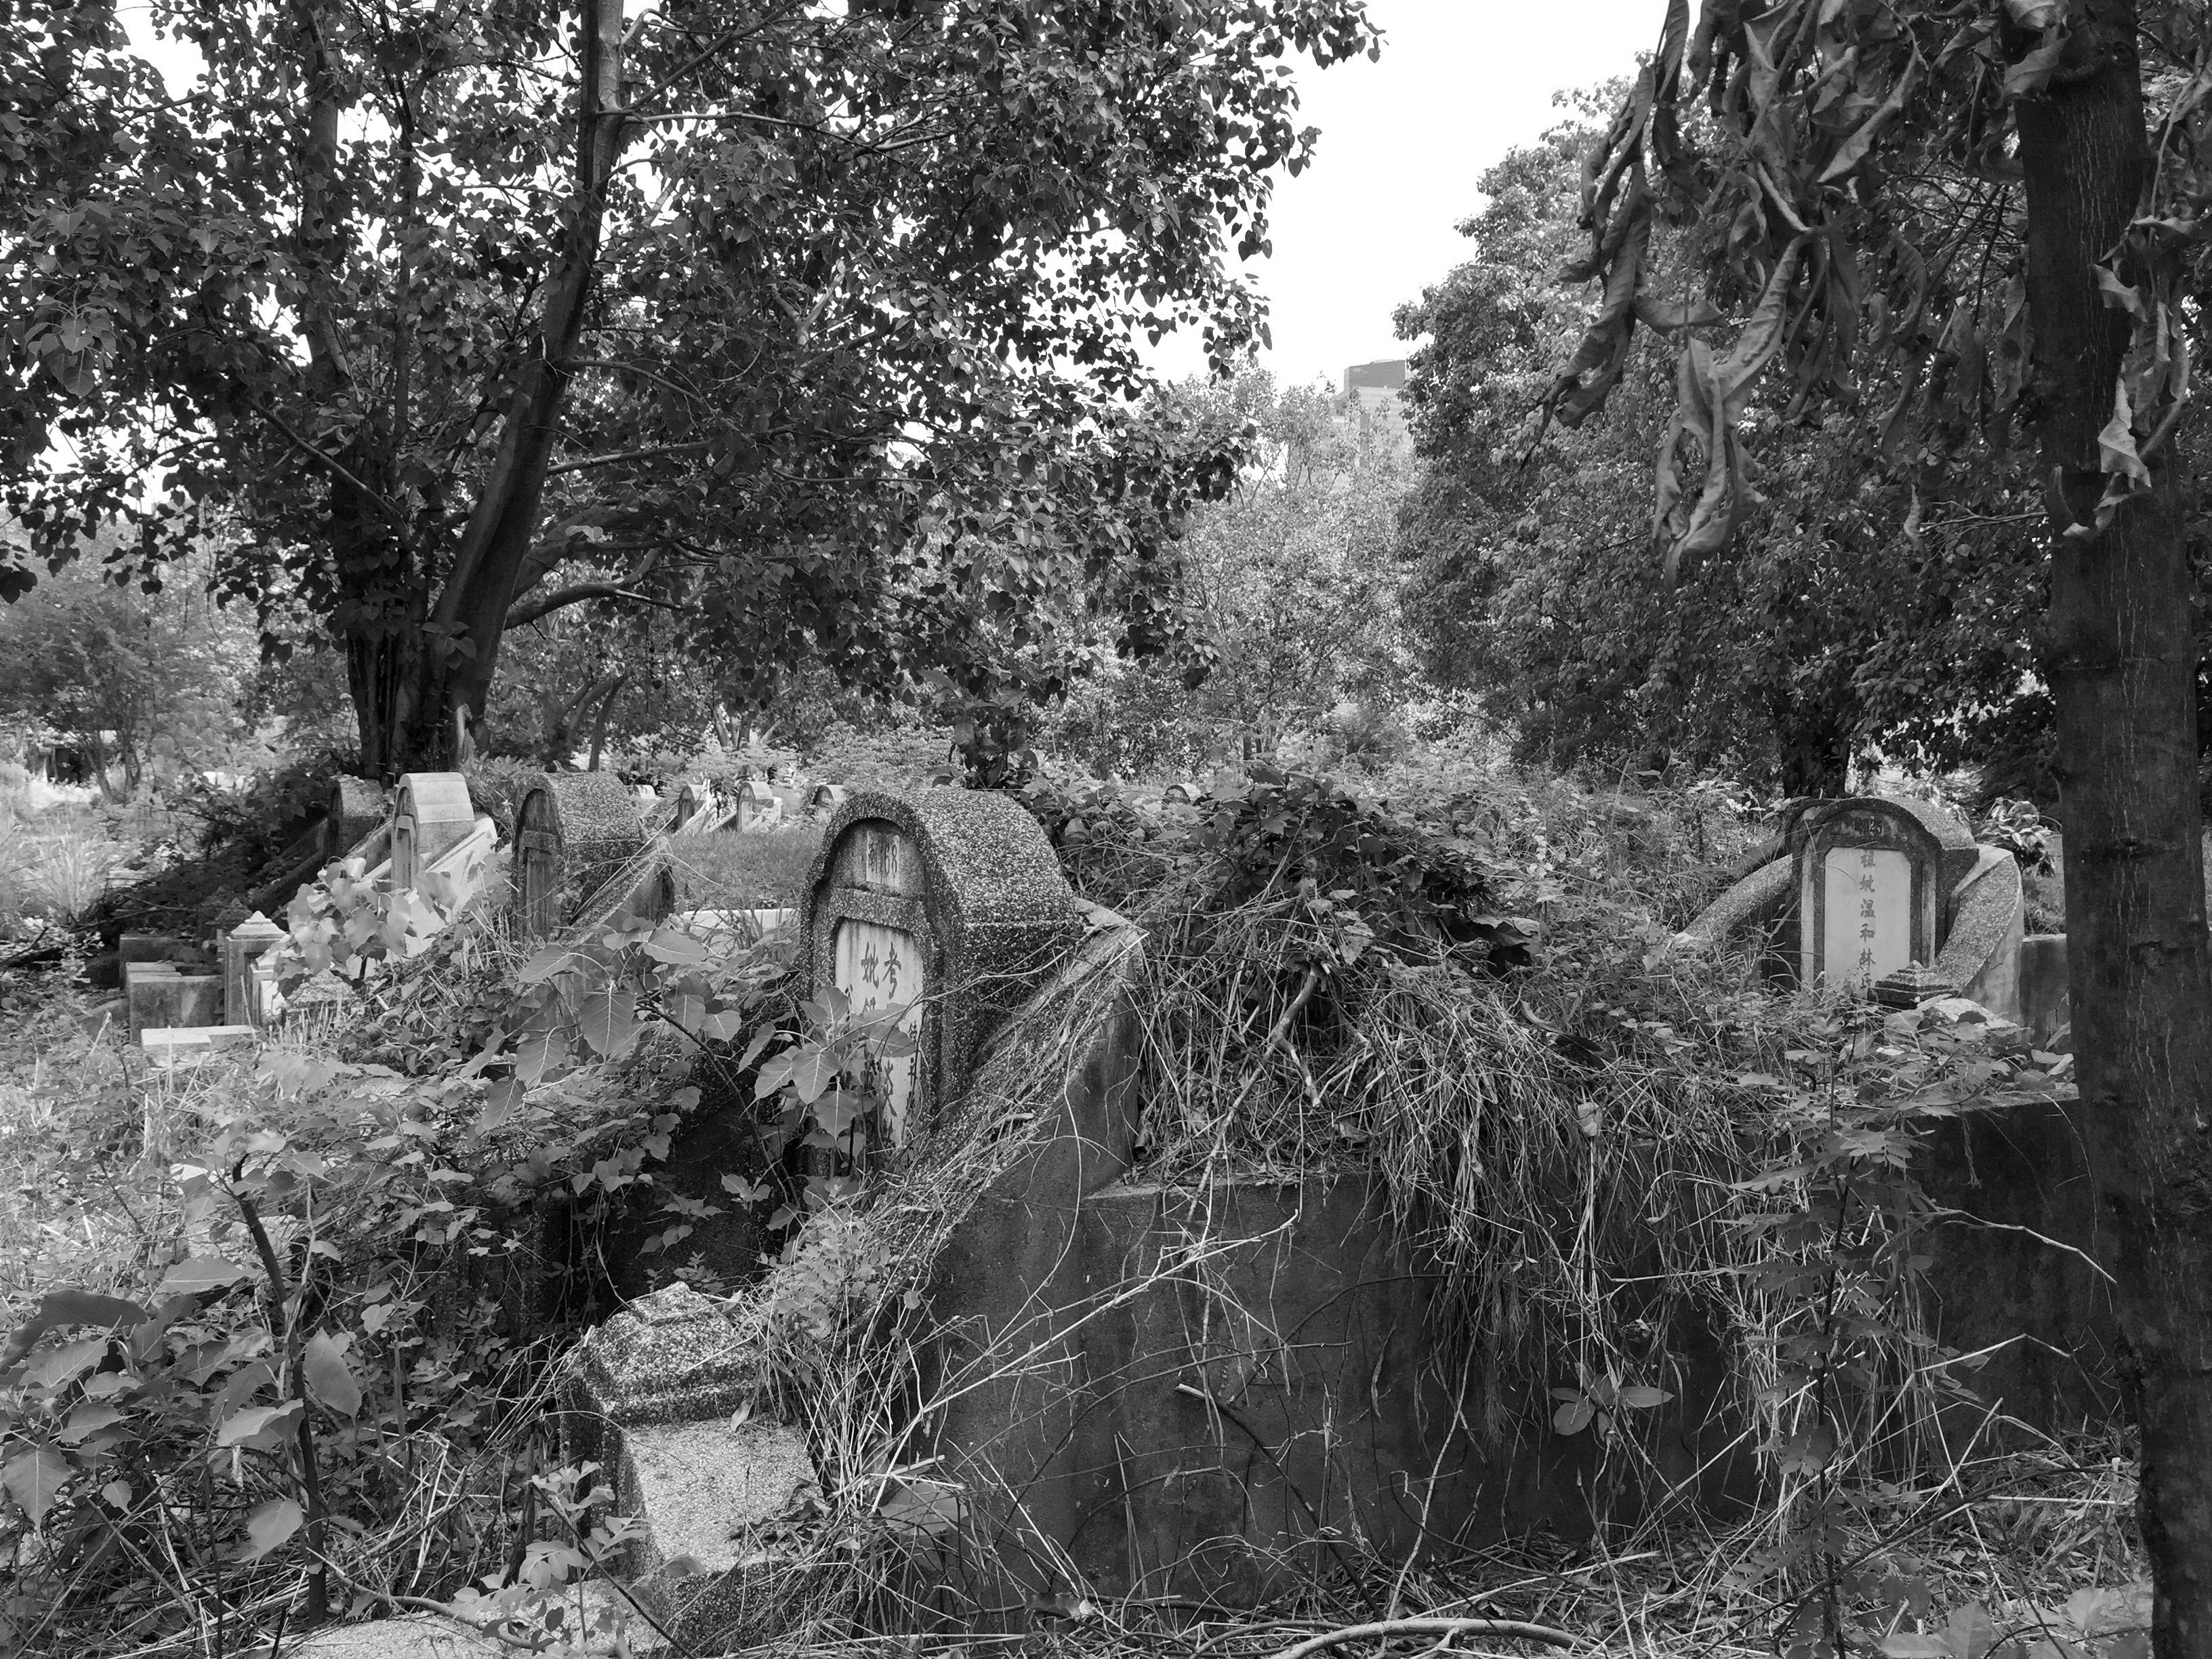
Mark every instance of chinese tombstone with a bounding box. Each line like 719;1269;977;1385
514;771;652;937
390;773;477;896
1797;797;1980;996
801;788;1084;1153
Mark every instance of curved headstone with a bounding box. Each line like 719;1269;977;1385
800;788;1084;1150
391;773;476;897
325;776;389;862
514;772;651;937
674;779;714;830
1797;796;1978;998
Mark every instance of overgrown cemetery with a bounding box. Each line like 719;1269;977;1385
6;0;2211;1656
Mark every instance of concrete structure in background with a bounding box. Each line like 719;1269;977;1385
1343;357;1410;453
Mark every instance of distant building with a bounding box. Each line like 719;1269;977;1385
1343;359;1410;453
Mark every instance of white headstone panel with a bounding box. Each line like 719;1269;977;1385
1820;846;1912;995
1796;797;1978;997
390;773;476;896
834;918;926;1147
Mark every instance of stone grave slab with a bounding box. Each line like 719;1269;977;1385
126;962;222;1038
800;787;1084;1154
514;772;651;937
222;912;289;1027
390;773;476;898
1797;796;1978;997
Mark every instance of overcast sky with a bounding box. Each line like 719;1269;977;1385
119;0;1661;396
1158;0;1660;391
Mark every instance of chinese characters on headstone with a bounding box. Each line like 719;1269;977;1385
1819;844;1912;996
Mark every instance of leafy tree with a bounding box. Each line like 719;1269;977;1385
1557;0;2212;1634
1395;118;2066;796
0;539;256;795
3;0;1380;775
1052;369;1412;775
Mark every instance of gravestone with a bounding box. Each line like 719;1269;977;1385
514;772;653;937
1797;797;1979;997
674;779;716;830
222;912;289;1027
125;961;222;1038
807;783;847;817
325;776;389;861
390;773;476;897
735;780;779;832
801;788;1084;1153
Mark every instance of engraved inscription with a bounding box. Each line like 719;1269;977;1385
834;917;925;1146
1820;846;1911;996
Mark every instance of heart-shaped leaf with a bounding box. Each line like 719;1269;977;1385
218;1400;303;1450
2;1448;70;1525
240;1497;303;1560
304;1330;362;1418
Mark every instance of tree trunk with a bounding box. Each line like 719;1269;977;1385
2018;5;2212;1651
388;0;631;771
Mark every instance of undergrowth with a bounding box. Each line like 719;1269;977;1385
0;746;2114;1659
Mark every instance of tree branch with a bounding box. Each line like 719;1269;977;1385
247;400;410;531
506;582;683;626
545;441;712;477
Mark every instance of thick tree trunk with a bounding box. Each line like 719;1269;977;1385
2018;5;2212;1650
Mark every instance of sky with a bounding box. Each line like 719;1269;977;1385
117;0;1663;395
1153;0;1661;391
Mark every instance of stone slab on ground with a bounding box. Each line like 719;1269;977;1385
289;1588;652;1659
290;1613;506;1659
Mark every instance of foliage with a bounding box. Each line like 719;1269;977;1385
1727;1006;2074;1629
1392;118;2058;796
0;539;258;798
1551;0;2210;570
0;1045;647;1652
5;0;1381;773
1051;369;1414;778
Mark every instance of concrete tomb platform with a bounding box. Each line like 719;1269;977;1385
562;787;2113;1643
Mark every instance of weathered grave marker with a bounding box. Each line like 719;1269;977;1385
1797;797;1978;997
674;779;715;830
801;789;1084;1152
222;912;288;1027
735;779;779;832
390;773;476;897
325;776;389;862
515;771;654;937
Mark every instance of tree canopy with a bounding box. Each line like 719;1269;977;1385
1394;114;2086;796
3;0;1380;773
